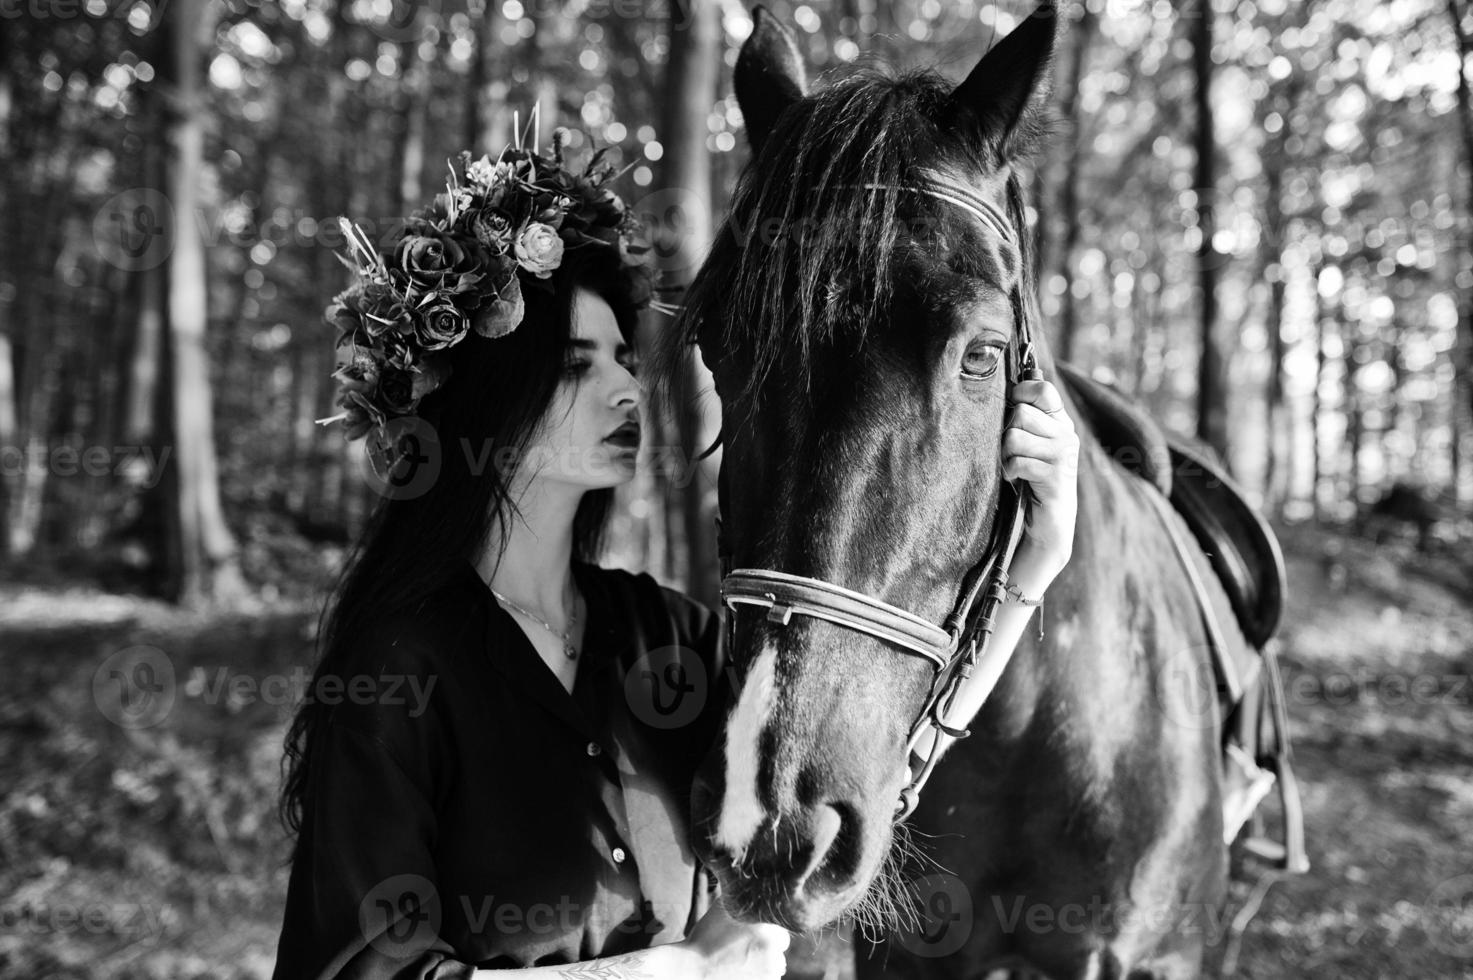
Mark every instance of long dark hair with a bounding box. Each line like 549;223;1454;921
279;244;641;846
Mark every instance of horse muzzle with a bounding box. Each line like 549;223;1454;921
689;709;902;931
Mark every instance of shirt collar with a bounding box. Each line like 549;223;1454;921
459;558;624;738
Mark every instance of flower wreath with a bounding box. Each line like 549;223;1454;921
315;127;659;446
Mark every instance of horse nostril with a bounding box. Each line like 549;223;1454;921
797;802;857;892
806;804;841;868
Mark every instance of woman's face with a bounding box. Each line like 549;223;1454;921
518;286;642;491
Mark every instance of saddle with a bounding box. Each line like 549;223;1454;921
1055;362;1307;875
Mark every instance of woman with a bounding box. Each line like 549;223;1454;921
273;138;1078;980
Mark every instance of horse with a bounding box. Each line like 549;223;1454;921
650;6;1252;978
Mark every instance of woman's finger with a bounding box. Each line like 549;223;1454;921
1003;427;1062;464
1002;454;1055;485
1008;402;1074;438
1008;379;1066;415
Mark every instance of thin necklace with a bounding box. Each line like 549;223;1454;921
490;587;581;660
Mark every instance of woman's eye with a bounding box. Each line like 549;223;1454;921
961;345;1003;380
563;360;592;378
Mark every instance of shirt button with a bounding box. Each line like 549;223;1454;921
586;742;602;757
612;846;627;864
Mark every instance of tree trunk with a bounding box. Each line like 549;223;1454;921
126;271;165;449
1261;64;1306;514
657;0;721;605
1447;0;1473;505
289;311;323;514
162;0;245;607
124;103;166;452
1346;327;1364;514
1191;0;1229;464
122;94;174;591
530;2;579;142
393;34;429;213
1053;6;1095;365
1141;234;1165;410
79;262;133;549
1454;384;1465;504
1262;163;1287;513
0;322;16;560
7;152;78;559
293;43;340;525
323;0;362;529
464;1;506;154
1310;270;1328;519
1128;234;1151;393
1387;321;1406;480
290;87;333;520
0;24;16;560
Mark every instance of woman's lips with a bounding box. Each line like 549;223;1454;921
604;424;640;449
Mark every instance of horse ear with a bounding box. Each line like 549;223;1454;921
946;3;1061;161
735;6;808;155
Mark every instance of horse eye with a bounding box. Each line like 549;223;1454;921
961;344;1004;380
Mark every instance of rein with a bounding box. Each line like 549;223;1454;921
714;169;1043;822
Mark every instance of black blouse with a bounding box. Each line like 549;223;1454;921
271;559;728;979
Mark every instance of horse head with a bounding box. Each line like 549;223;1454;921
659;4;1065;931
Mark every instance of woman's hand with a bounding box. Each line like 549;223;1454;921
672;900;789;980
1002;379;1079;579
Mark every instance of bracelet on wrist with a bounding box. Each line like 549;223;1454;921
1002;581;1044;606
1003;579;1047;641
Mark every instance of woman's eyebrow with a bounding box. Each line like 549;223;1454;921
566;338;633;357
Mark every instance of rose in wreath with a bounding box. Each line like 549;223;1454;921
472;209;517;254
394;223;486;290
377;367;421;416
415;298;472;352
514;221;564;279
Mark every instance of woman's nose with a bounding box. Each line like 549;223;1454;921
613;365;642;407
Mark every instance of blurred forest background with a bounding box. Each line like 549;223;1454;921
2;0;1473;977
0;0;1469;604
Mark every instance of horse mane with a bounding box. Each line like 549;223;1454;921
647;63;1056;419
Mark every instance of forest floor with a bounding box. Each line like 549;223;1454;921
1;521;1470;979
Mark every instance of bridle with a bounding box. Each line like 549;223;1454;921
713;169;1043;822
